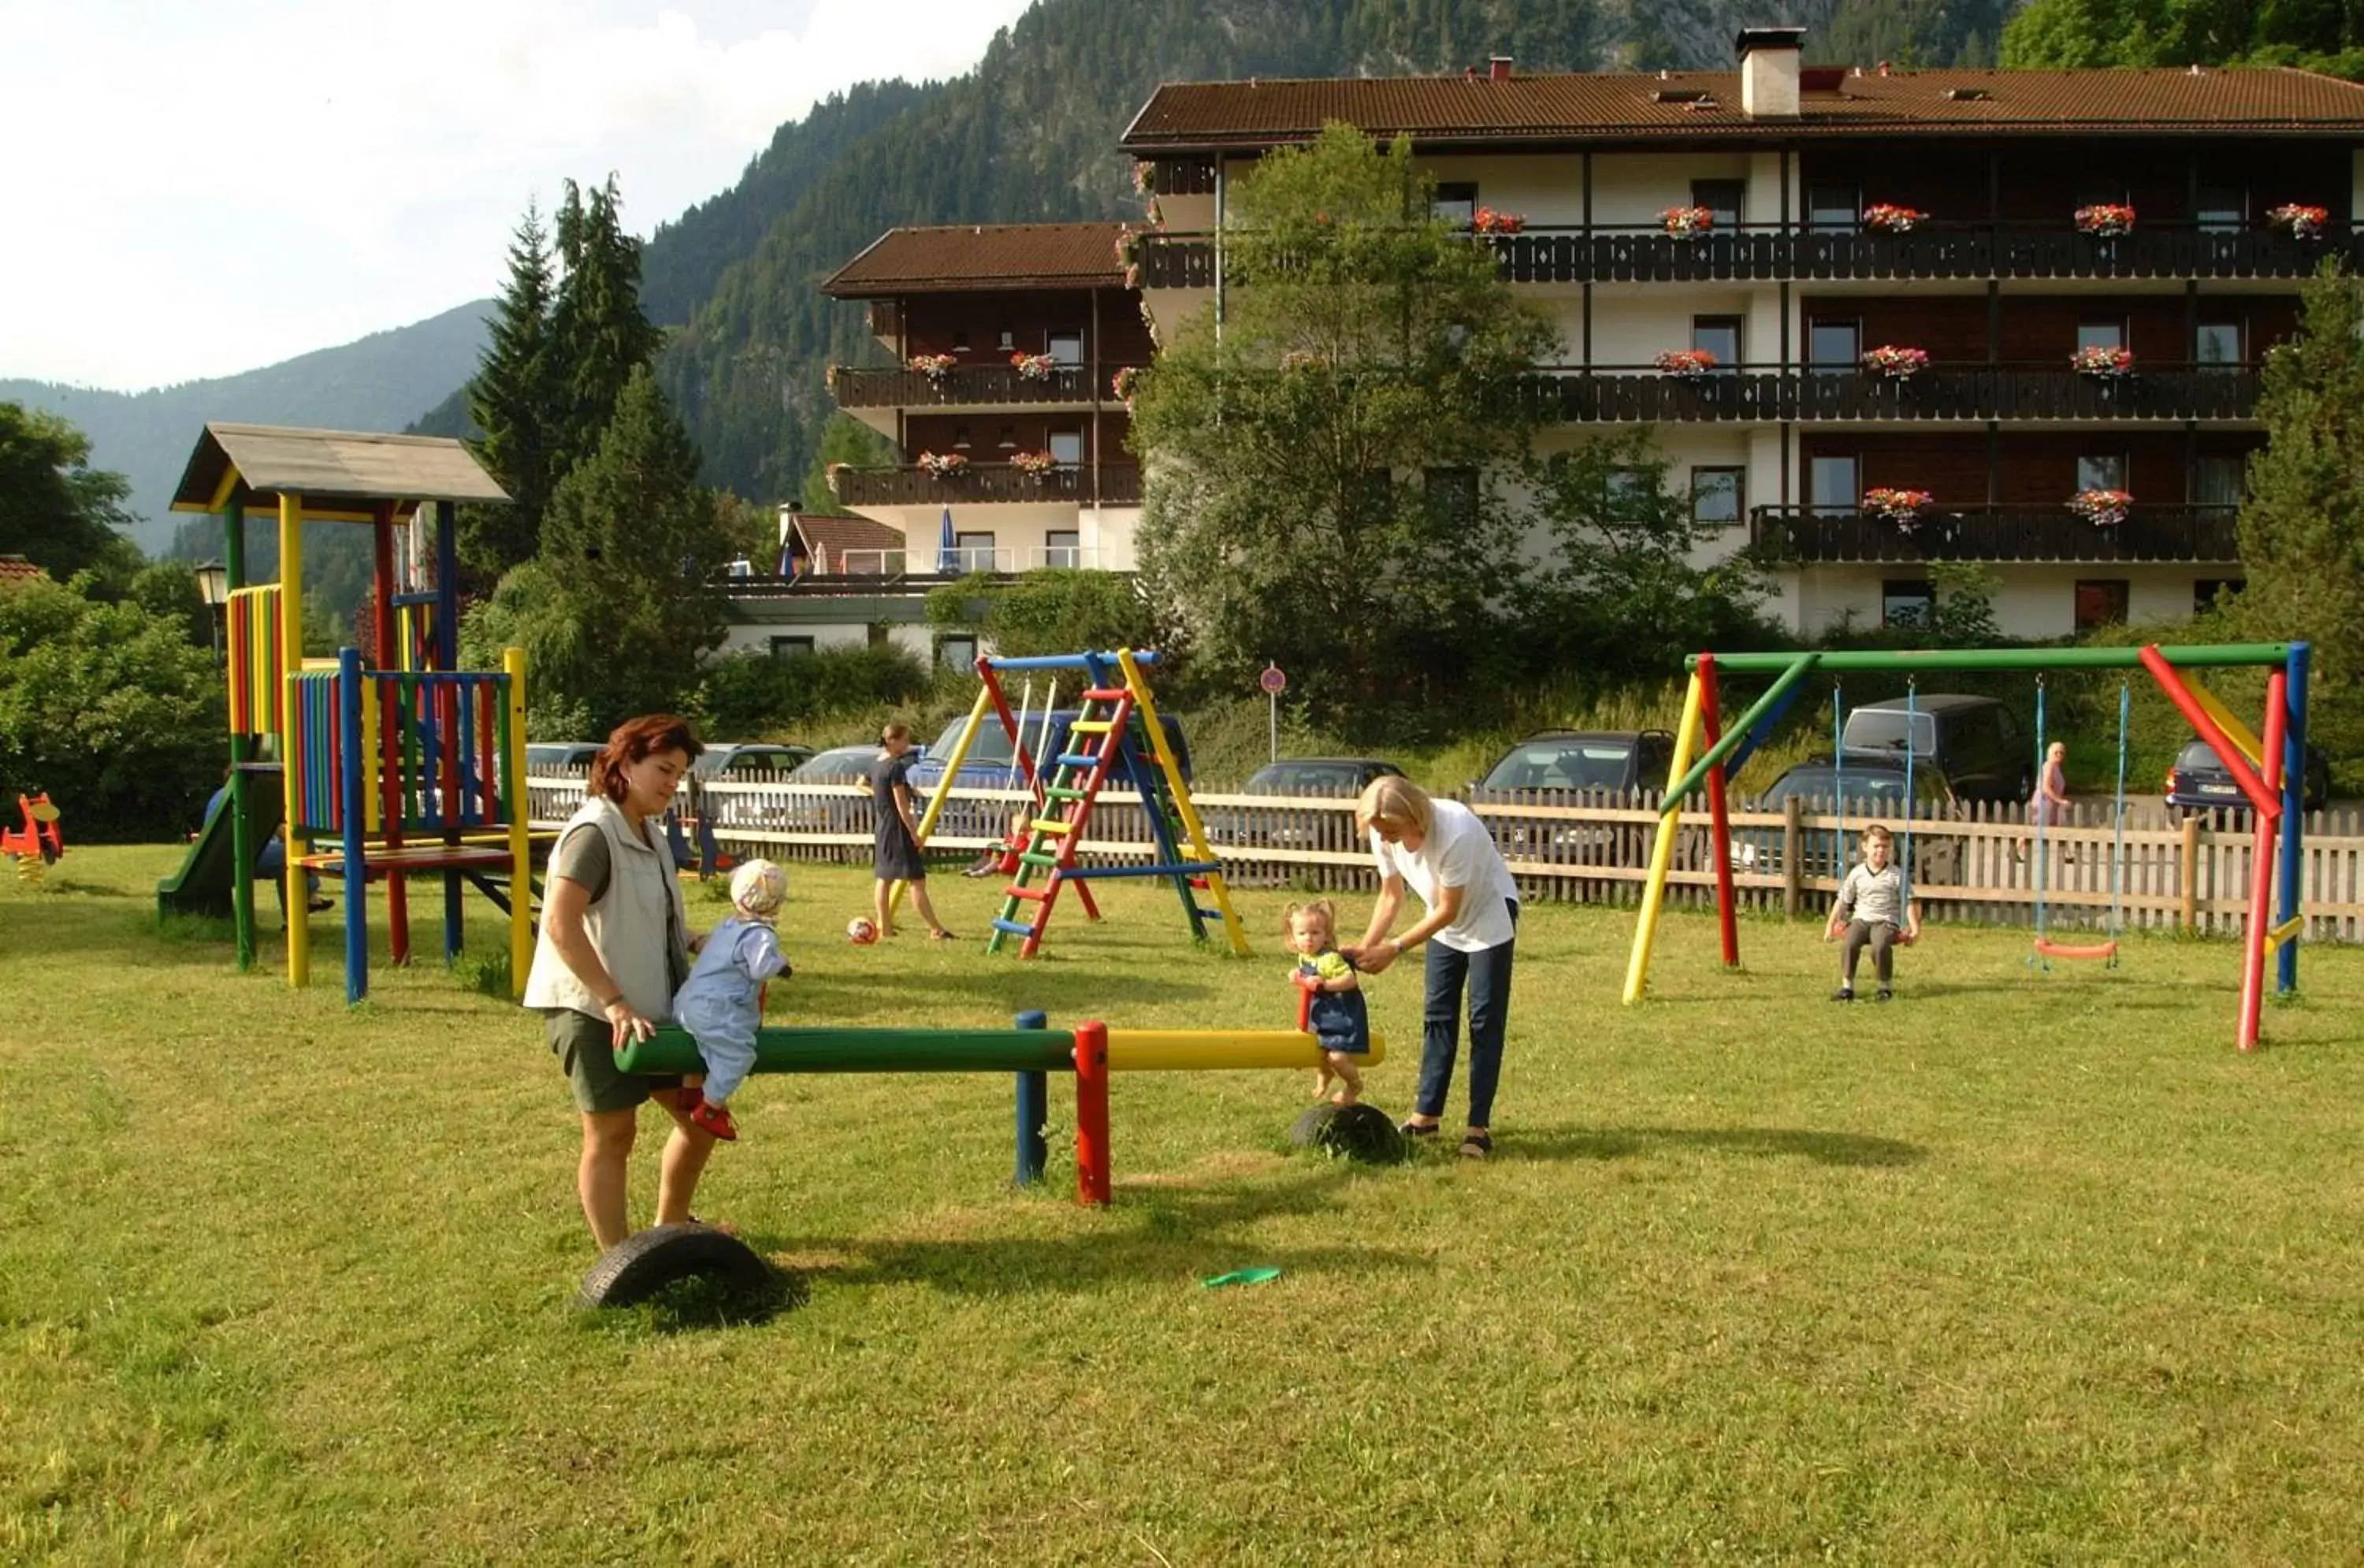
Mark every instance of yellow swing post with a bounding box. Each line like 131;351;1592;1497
1621;669;1707;1005
1118;648;1251;956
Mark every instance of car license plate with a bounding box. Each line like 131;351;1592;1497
2200;783;2237;796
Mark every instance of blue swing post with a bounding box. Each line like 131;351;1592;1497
2277;642;2311;994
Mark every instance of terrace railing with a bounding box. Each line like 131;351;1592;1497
1139;223;2358;287
827;362;1143;407
831;462;1143;507
1749;505;2243;564
1523;364;2260;423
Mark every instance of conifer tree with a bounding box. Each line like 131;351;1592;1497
527;367;730;719
463;203;559;576
550;176;665;472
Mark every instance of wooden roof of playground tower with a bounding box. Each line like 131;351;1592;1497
170;423;509;522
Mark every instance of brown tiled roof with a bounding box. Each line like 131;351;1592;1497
0;555;46;585
823;223;1130;296
1122;66;2364;150
789;512;906;572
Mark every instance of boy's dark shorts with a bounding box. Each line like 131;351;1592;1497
545;1008;683;1115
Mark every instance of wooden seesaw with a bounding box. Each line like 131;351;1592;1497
581;1016;1392;1310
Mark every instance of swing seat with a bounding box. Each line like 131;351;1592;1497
2032;937;2118;963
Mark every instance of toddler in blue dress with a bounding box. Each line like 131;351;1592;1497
673;859;791;1141
1288;899;1369;1105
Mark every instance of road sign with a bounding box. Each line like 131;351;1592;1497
1259;665;1288;695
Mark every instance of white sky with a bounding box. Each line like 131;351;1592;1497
0;0;1037;391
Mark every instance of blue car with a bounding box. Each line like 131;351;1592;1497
2164;738;2329;819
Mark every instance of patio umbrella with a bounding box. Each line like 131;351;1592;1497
937;506;957;574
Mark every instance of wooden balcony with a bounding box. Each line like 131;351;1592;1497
831;462;1143;507
828;362;1138;408
1524;364;2259;423
1750;505;2242;565
1139;225;2351;287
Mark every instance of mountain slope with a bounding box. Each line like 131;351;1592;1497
2;298;493;554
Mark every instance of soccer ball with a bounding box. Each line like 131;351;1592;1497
846;916;879;946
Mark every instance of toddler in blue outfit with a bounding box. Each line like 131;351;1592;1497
673;859;791;1142
1287;899;1369;1105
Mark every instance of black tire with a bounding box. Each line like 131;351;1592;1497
576;1223;792;1313
1287;1102;1408;1165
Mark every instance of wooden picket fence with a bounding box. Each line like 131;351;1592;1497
524;773;2364;942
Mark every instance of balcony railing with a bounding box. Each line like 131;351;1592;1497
831;462;1143;507
827;362;1140;407
831;545;1109;574
1139;223;2355;287
1523;364;2259;423
1750;504;2241;565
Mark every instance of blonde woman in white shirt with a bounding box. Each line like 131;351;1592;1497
1345;776;1520;1159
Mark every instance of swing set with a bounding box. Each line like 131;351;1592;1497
1622;642;2313;1051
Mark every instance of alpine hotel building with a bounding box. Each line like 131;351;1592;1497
790;28;2364;648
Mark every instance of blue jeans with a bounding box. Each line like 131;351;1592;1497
1414;905;1517;1128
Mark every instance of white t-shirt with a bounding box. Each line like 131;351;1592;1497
1370;798;1520;953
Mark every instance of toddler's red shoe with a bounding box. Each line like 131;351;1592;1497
688;1096;739;1142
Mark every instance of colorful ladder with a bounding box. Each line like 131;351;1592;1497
989;678;1138;957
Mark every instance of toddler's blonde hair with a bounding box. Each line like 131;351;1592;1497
1282;899;1337;941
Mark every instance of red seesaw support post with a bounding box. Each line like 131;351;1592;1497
1073;1019;1111;1206
2237;669;2288;1052
1698;652;1740;968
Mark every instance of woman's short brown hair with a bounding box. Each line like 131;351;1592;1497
588;714;704;802
881;721;913;745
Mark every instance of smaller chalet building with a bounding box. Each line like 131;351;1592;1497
819;223;1150;575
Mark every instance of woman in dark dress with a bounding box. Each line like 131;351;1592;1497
868;722;953;940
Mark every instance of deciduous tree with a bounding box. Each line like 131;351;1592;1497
1130;124;1557;727
2232;266;2364;782
0;403;144;581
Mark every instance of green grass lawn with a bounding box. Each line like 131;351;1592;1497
6;847;2362;1565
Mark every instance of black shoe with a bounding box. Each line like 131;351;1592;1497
1875;987;1894;1002
1458;1131;1492;1159
1399;1119;1440;1139
306;897;334;913
1831;987;1854;1002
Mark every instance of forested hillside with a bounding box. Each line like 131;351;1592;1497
639;0;2006;504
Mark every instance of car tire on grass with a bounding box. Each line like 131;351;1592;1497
577;1222;792;1313
1288;1102;1407;1164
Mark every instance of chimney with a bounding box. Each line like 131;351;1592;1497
1736;27;1805;118
1489;54;1513;82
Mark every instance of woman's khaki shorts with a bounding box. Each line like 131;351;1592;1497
545;1008;682;1115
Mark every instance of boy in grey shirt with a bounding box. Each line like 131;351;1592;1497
1825;823;1922;1001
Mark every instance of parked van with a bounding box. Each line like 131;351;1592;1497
1839;694;2029;804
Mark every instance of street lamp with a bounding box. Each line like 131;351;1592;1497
194;559;229;662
